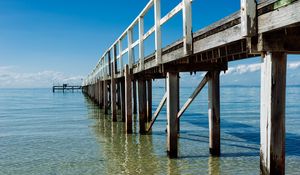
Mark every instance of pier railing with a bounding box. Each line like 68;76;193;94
83;0;192;86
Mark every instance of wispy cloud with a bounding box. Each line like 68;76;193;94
224;63;261;75
0;66;83;88
288;61;300;69
223;61;300;76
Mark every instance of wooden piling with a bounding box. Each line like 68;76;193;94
208;71;220;156
166;72;179;158
138;79;147;134
125;65;132;133
133;80;137;114
260;52;286;175
147;79;152;122
99;81;104;109
104;80;109;114
121;79;126;122
111;74;117;122
117;81;121;110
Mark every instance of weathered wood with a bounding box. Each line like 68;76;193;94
147;92;167;132
176;74;180;132
133;80;137;114
104;80;109;114
258;0;300;33
147;79;152;122
121;79;126;122
128;29;134;68
208;71;220;156
167;72;179;158
260;52;286;175
183;0;193;55
138;79;147;134
139;17;145;71
241;0;257;37
177;73;209;119
99;81;104;108
117;81;121;109
111;46;117;122
154;0;162;65
125;65;133;133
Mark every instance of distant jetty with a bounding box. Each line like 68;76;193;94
52;84;82;93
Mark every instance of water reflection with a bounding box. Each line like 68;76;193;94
208;156;220;175
88;103;160;174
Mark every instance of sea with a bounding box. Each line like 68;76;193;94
0;86;300;175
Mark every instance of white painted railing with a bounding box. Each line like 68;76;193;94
83;0;193;86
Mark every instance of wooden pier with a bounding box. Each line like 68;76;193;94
82;0;300;174
52;84;82;93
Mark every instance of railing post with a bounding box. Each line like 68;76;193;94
139;17;145;71
182;0;193;55
154;0;162;65
241;0;257;37
118;40;123;75
127;29;134;69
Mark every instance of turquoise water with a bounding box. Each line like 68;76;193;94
0;87;300;174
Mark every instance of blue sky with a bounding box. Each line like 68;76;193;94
0;0;299;88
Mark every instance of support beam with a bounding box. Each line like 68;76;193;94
147;79;152;122
111;74;117;121
125;65;133;133
177;73;209;119
138;79;147;134
166;72;179;158
117;81;121;110
147;92;167;132
121;79;126;122
104;80;109;114
260;52;286;175
99;81;104;109
133;80;137;114
208;71;220;156
111;47;117;122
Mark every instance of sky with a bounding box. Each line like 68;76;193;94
0;0;299;88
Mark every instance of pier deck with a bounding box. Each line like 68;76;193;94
82;0;300;174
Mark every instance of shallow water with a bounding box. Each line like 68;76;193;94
0;87;299;174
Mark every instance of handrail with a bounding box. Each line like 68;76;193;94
83;0;193;86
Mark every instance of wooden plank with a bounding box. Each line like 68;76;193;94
258;0;300;33
132;40;139;49
147;79;152;122
208;71;220;156
167;72;179;158
177;73;209;119
160;2;183;26
125;65;133;133
260;52;286;175
143;26;155;40
241;0;257;37
138;79;147;134
193;24;242;55
147;92;167;132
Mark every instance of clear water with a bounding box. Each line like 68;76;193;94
0;87;299;175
